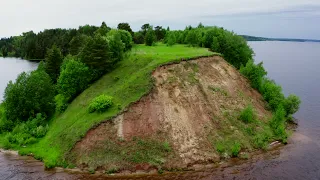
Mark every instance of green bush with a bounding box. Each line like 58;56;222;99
3;113;48;147
270;105;287;142
284;94;301;116
231;142;241;157
55;94;68;113
239;105;255;123
216;142;226;153
261;79;285;111
88;95;113;113
253;131;271;149
240;59;267;90
34;125;49;138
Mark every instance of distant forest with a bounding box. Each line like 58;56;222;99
241;35;320;42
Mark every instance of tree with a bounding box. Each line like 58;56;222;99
44;45;63;83
141;24;151;35
1;46;8;57
185;30;199;46
79;35;112;73
145;28;156;46
117;23;134;37
69;34;88;55
133;31;144;44
211;37;220;52
57;57;92;102
109;29;133;51
95;22;111;36
106;31;125;62
154;26;166;40
4;70;55;122
197;22;204;28
166;32;176;46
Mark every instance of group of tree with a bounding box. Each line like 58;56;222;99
0;22;170;58
0;23;133;147
133;23;167;46
163;24;254;69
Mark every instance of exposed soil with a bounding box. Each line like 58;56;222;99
71;56;271;172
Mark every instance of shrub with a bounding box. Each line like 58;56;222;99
216;142;226;153
284;94;301;116
4;69;55;122
269;105;287;142
240;59;267;90
239;105;255;123
34;125;49;138
88;95;113;113
55;94;68;113
2;138;11;149
163;141;172;152
261;79;285;111
253;131;271;149
231;142;241;157
57;58;91;102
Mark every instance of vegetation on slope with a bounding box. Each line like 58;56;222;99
0;22;300;170
0;43;213;167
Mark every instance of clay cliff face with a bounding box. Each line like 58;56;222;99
71;56;270;171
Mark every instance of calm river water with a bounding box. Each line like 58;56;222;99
0;41;320;179
0;57;38;102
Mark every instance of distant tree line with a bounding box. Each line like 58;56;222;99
0;22;169;58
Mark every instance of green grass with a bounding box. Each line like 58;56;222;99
0;43;213;167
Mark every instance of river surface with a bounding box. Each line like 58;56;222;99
0;57;38;102
0;41;320;179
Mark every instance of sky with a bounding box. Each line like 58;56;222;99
1;0;320;39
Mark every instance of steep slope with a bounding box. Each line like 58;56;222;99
17;44;214;168
71;56;272;172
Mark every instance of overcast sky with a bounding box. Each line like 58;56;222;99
1;0;320;39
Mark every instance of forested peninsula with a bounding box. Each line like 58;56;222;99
0;22;300;174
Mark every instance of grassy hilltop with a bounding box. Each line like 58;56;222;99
0;23;300;172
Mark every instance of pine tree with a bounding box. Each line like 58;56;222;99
44;45;63;83
80;35;112;72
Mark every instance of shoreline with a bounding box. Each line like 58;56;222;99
0;139;285;177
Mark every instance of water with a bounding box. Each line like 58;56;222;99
0;57;38;101
1;41;320;179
